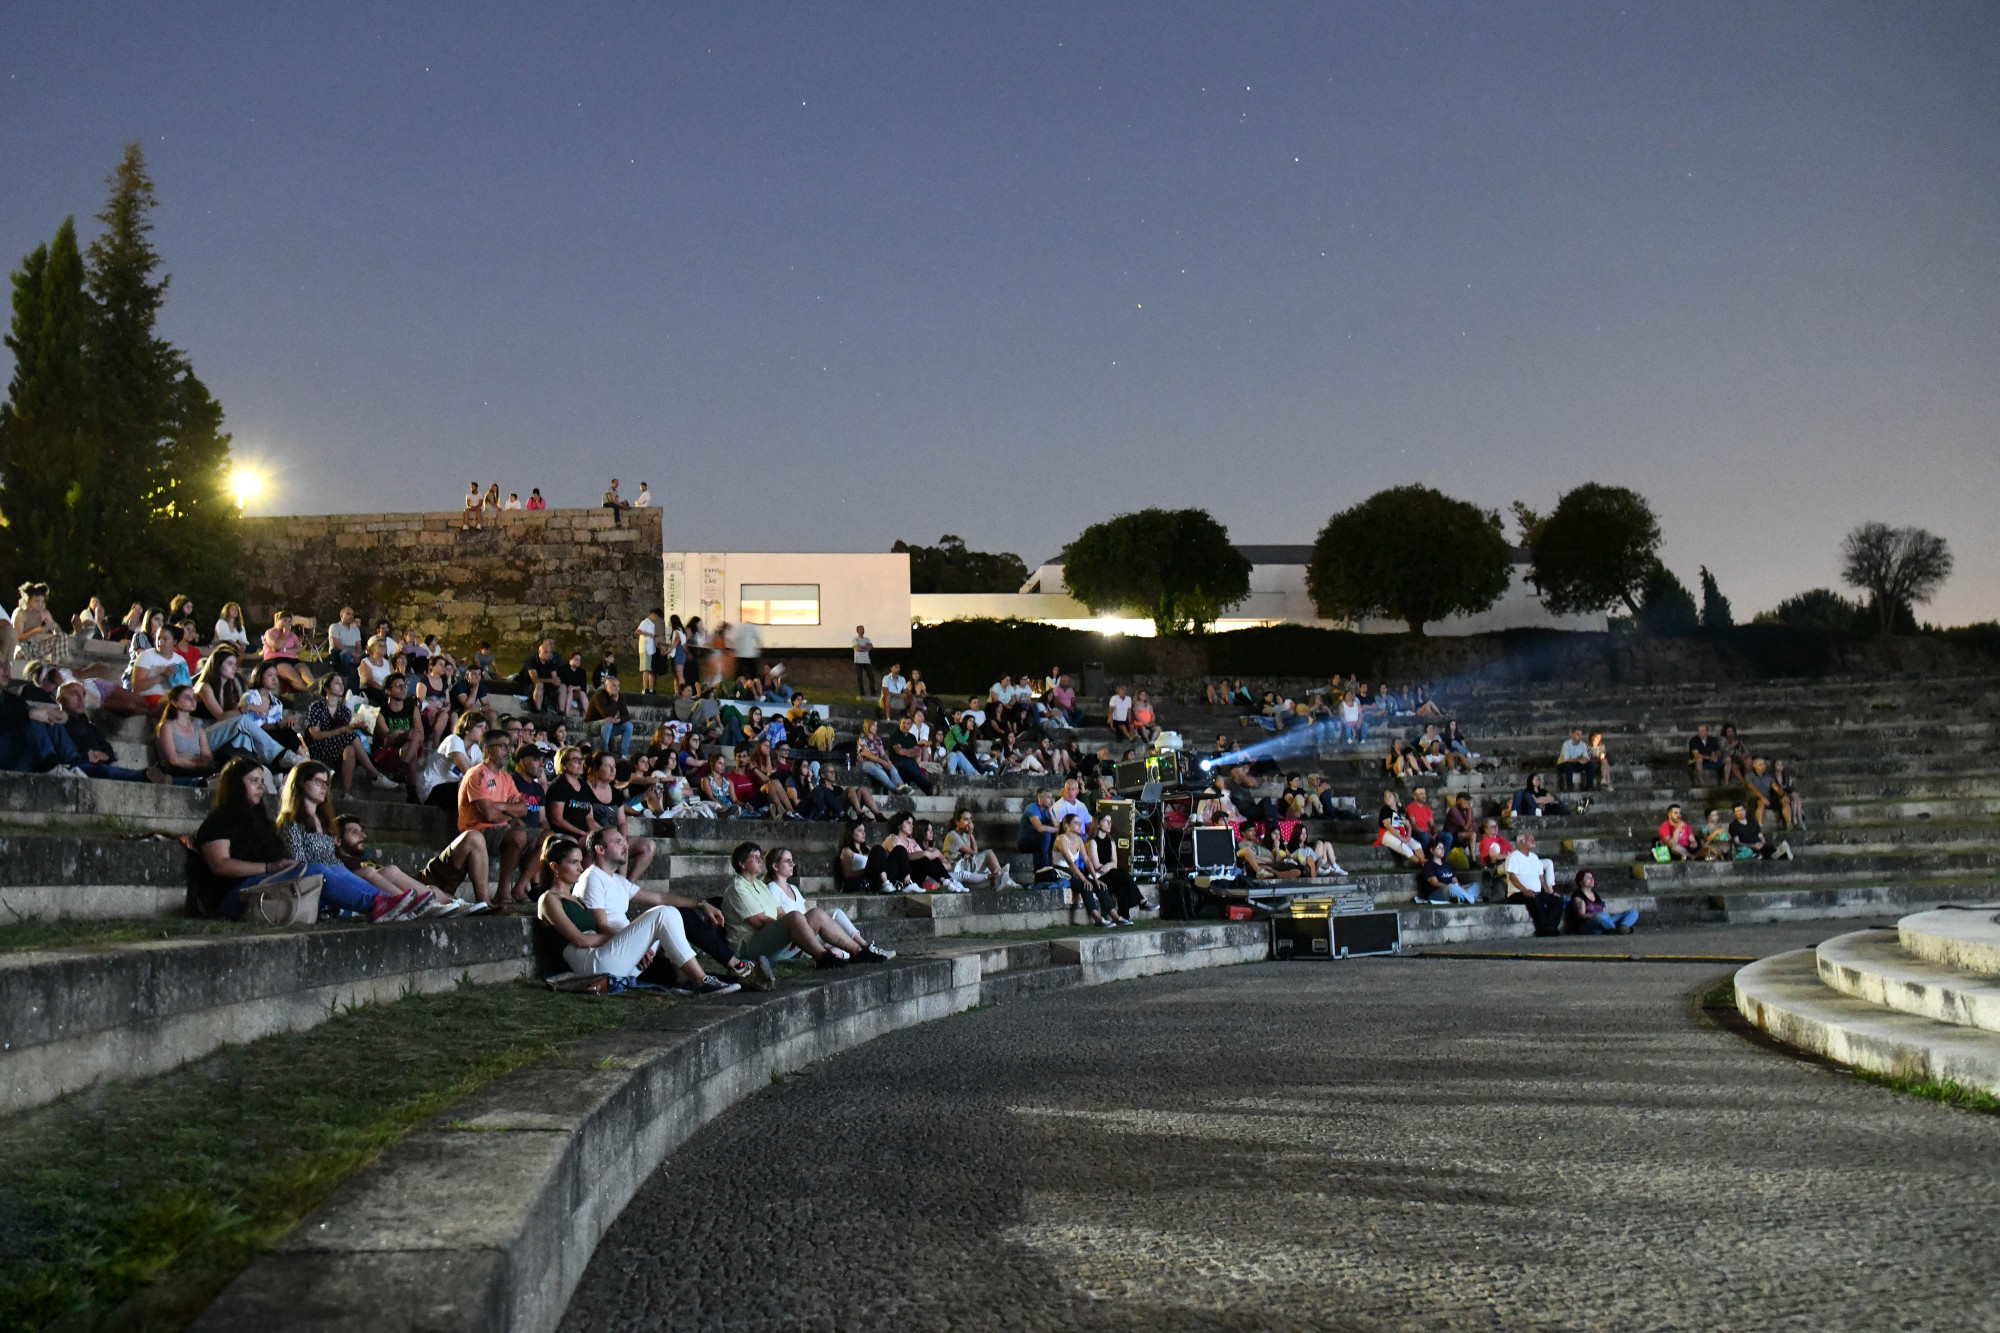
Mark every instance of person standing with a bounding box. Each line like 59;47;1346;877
852;625;875;699
636;609;661;695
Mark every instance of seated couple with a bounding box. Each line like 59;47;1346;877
535;827;780;995
721;841;896;970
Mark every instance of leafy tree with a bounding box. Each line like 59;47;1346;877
1635;566;1699;635
1754;588;1866;632
1514;483;1661;615
893;534;1029;595
0;219;103;607
1840;522;1952;635
1060;508;1251;636
0;144;238;612
1306;485;1512;635
1698;566;1733;631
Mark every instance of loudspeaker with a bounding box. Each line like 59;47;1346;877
1094;799;1134;868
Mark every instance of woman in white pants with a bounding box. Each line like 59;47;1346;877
534;837;738;995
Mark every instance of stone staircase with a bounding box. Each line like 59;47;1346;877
1734;909;2000;1095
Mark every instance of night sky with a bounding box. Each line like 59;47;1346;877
3;3;1995;622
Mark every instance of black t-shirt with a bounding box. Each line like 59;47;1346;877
1729;816;1763;845
190;805;289;915
524;654;560;681
545;776;596;834
449;679;487;712
1690;734;1721;760
594;663;619;688
557;663;587;689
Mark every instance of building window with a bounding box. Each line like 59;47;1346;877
739;584;820;626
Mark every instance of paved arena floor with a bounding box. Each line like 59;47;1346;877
560;920;2000;1332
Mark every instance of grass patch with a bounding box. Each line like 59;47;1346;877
1851;1070;2000;1113
0;976;682;1331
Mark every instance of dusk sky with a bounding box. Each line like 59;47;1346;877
3;2;1995;623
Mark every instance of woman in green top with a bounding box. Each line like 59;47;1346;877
719;841;851;971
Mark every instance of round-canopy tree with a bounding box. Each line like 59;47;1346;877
1840;522;1952;635
1060;507;1252;636
1515;483;1661;616
1306;485;1512;635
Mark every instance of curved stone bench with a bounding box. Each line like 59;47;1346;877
0;917;532;1114
1733;949;2000;1096
1898;909;2000;976
192;921;1268;1333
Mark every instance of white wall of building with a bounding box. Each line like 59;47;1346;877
662;550;911;650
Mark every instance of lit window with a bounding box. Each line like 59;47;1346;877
739;584;820;626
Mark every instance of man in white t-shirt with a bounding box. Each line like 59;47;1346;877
1051;777;1093;833
327;607;363;672
1107;686;1135;738
633;482;653;507
636;611;660;695
1502;832;1563;936
578;827;771;991
852;626;875;698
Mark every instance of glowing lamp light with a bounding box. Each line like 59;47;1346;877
229;466;264;508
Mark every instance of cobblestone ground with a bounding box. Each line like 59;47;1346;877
562;924;2000;1332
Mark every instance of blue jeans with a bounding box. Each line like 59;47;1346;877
601;720;633;758
220;860;378;920
0;720;84;772
1342;719;1368;743
893;757;934;795
1577;908;1639;933
207;714;288;764
946;750;982;777
859;760;900;790
1444;883;1480;904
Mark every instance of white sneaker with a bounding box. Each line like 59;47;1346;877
47;764;86;779
371;774;401;792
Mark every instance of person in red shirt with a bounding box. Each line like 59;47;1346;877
1476;818;1513;870
1656;804;1698;860
459;735;534;905
1406;788;1437;842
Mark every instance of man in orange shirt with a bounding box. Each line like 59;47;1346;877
459;734;533;905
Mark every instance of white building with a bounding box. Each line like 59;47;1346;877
662;550;911;650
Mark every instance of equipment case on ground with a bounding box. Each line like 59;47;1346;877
1270;902;1402;960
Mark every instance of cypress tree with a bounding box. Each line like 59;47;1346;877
81;142;239;606
0;219;105;607
1698;566;1734;632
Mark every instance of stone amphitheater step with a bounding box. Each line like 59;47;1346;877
0;829;448;921
1814;928;2000;1033
1898;908;2000;974
0;771;457;840
1735;944;2000;1096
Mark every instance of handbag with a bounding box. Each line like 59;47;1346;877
240;872;325;926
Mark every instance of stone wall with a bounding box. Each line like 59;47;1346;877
236;509;662;660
